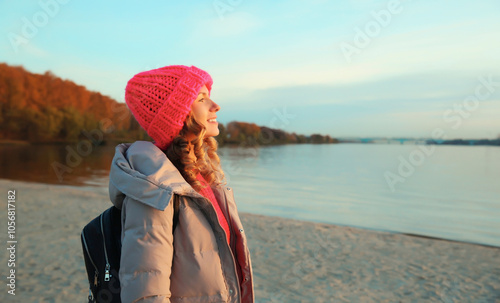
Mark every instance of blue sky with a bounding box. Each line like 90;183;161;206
1;0;499;139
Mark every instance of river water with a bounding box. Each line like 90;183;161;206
2;142;499;246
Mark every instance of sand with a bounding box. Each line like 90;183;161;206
0;179;499;303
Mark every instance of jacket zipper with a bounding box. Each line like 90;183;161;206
100;213;112;282
200;194;241;301
220;189;242;301
81;230;99;289
222;189;242;281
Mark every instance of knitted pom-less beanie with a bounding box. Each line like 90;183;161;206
125;65;213;150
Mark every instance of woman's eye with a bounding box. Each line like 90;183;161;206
199;98;204;102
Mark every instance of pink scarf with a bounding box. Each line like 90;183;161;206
195;173;231;245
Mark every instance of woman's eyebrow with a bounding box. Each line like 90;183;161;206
198;92;208;96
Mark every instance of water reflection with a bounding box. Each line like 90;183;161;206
0;143;116;186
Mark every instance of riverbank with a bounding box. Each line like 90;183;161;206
0;179;498;302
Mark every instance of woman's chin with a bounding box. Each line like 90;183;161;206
205;131;220;139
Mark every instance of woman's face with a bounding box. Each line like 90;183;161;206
190;85;220;138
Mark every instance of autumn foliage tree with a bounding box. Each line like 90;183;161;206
215;121;337;146
0;63;149;143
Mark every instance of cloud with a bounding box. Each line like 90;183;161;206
13;42;49;58
221;71;496;110
215;71;500;138
192;12;262;39
341;19;500;75
213;15;500;91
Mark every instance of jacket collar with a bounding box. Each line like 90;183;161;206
109;141;207;211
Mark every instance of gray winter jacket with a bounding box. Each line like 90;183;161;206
108;141;254;303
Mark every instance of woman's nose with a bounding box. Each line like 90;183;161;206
211;100;220;112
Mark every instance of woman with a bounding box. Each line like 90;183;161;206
108;65;254;303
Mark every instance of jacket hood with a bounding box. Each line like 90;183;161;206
108;141;205;210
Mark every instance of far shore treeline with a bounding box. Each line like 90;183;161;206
0;63;337;147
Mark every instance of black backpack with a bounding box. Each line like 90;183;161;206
81;196;180;303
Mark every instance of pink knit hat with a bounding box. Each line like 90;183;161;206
125;65;213;150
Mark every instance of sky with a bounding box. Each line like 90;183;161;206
1;0;499;139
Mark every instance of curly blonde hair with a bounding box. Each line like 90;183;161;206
164;112;226;192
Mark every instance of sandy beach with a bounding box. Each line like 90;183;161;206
0;179;498;303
